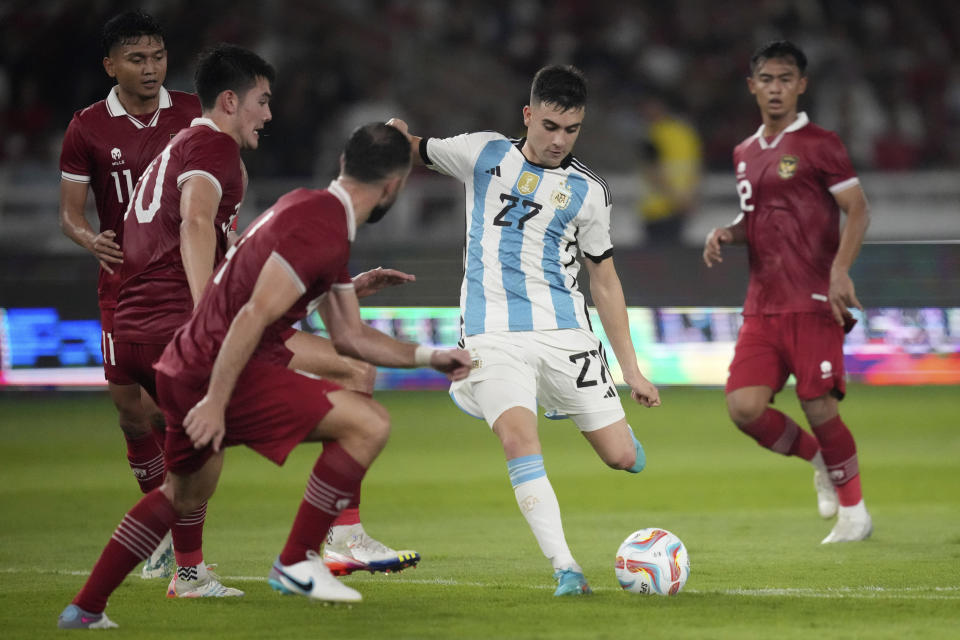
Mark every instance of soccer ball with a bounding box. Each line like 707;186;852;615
614;528;690;596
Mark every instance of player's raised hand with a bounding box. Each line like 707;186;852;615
828;268;863;327
429;348;472;381
352;266;416;299
90;229;123;273
386;118;409;136
183;396;227;452
703;227;734;268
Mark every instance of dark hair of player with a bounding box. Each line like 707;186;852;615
530;65;587;112
194;43;276;111
343;123;412;183
101;9;164;57
750;40;808;76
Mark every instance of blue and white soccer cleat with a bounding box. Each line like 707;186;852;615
553;569;593;596
268;550;362;603
322;524;420;576
57;604;119;629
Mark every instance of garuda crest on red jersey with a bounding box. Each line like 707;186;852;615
778;155;799;179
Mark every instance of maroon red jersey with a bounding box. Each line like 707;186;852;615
59;87;201;310
733;112;859;315
155;183;355;384
114;118;244;343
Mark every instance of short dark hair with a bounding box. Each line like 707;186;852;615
530;65;587;111
750;40;808;75
101;10;163;57
343;123;411;183
194;43;276;110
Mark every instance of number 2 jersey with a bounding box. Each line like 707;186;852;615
733;112;860;315
421;132;613;337
114;118;245;344
59;87;201;310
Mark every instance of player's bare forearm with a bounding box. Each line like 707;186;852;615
832;186;870;273
180;219;217;306
59;180;123;271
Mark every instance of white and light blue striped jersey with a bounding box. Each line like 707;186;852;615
423;131;613;337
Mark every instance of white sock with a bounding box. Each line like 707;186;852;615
509;459;580;573
811;451;828;474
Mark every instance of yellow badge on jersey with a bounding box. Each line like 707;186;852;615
778;155;799;179
550;181;572;210
516;171;540;195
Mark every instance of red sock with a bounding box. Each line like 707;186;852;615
278;442;366;566
739;408;819;461
172;501;206;568
812;415;862;506
151;424;166;451
124;432;165;493
73;489;177;614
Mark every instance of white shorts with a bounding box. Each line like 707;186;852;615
449;329;626;432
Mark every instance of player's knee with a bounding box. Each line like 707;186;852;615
727;397;765;428
348;361;377;395
354;403;391;450
148;410;166;432
604;447;638;471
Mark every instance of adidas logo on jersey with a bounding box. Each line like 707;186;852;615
485;166;501;176
603;387;617;399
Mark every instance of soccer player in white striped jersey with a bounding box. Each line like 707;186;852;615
389;64;660;596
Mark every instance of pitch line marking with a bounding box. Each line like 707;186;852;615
5;568;957;600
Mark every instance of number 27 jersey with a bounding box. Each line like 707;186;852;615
423;132;613;337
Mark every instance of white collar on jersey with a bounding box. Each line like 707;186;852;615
190;117;222;132
105;86;172;129
750;111;810;149
328;180;357;242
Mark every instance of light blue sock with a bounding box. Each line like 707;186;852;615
627;426;646;473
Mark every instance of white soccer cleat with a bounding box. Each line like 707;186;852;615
140;530;174;579
322;524;420;576
813;469;839;519
821;501;873;544
57;604;119;629
166;564;244;598
268;550;362;603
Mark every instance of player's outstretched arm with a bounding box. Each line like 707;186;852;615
585;257;661;408
828;184;871;326
386;118;424;167
59;180;123;273
352;266;416;299
319;286;470;380
184;255;302;451
703;213;747;268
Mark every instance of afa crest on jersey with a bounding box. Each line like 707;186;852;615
516;171;540;195
551;181;573;210
778;155;799;179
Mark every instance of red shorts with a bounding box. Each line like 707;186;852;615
99;307;135;386
726;313;846;401
156;360;342;475
112;341;166;400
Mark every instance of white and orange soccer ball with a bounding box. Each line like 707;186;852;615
614;528;690;596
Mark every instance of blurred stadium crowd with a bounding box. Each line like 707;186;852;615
1;0;958;180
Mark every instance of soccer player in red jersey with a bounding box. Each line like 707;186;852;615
58;9;200;579
109;42;274;598
57;123;472;628
703;41;872;544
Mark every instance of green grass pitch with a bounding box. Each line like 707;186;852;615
1;385;958;639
